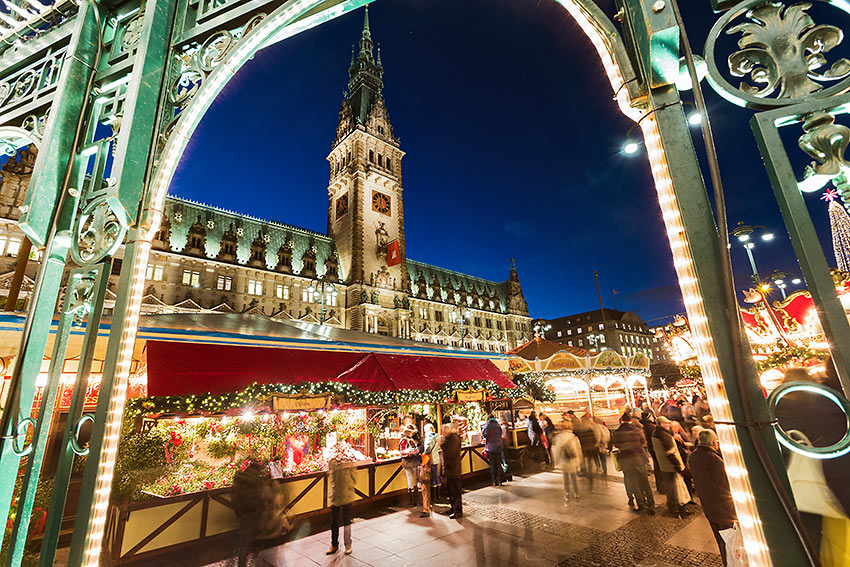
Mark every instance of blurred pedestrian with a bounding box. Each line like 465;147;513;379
640;410;663;491
688;429;737;565
612;413;655;515
499;416;513;482
553;420;582;504
423;422;442;503
594;417;611;481
527;412;544;463
540;412;556;465
399;424;423;507
481;414;504;486
326;446;357;555
652;417;689;517
232;460;269;567
576;413;600;490
440;423;463;519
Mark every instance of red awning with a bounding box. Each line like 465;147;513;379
145;340;514;397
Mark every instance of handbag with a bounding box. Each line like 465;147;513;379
611;448;622;472
674;473;690;505
786;430;848;519
719;524;750;567
421;453;431;467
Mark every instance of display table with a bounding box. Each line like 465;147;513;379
103;444;489;567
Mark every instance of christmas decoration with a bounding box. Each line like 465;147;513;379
825;187;850;271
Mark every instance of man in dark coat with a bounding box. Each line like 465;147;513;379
688;428;737;565
440;423;463;518
612;413;655;514
575;414;599;489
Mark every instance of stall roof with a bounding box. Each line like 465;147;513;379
507;336;588;360
0;312;508;362
146;340;515;397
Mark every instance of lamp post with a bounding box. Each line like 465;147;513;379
532;319;551;338
307;278;338;325
766;270;804;300
731;222;775;283
452;305;472;346
587;332;605;352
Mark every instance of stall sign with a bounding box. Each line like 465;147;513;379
269;392;332;411
546;352;583;371
455;389;486;403
508;357;533;373
674;378;697;388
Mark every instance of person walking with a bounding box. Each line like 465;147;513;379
326;447;357;555
552;421;582;504
232;460;268;567
417;450;432;518
652;417;689;517
499;416;513;482
481;414;505;486
640;411;663;491
527;412;543;463
575;413;600;490
539;412;556;465
440;423;463;519
423;422;442;503
594;417;611;481
688;428;737;565
399;424;423;507
612;413;655;514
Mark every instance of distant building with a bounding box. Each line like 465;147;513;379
541;308;657;359
648;325;673;363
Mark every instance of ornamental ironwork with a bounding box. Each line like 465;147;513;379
705;0;850;108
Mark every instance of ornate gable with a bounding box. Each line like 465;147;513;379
365;97;396;142
334;99;356;146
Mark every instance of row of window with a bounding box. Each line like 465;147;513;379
0;236;23;258
417;307;506;330
330;149;394;176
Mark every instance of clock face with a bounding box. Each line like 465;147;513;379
372;191;391;215
335;193;349;219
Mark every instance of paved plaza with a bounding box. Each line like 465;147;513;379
215;470;724;567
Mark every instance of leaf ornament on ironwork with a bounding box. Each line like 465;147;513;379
65;272;97;325
727;2;850;99
799;111;850;180
71;198;127;267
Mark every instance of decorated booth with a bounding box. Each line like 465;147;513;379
103;334;551;566
506;337;650;423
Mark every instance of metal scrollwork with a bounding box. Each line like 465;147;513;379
157;14;266;157
121;14;144;52
705;0;850;109
11;417;35;457
64;271;97;325
70;198;127;267
799;111;850;179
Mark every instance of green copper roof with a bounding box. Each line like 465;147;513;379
347;6;384;124
407;260;507;314
163;196;340;279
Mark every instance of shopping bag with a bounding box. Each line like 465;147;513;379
611;448;622;472
720;524;750;567
674;473;690;505
786;430;848;519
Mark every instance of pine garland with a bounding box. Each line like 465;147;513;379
126;374;555;418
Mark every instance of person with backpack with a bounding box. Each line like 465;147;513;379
553;421;582;504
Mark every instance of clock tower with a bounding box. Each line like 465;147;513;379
327;7;410;334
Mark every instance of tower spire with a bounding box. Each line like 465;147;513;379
347;5;384;124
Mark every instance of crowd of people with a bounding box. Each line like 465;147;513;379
230;393;737;566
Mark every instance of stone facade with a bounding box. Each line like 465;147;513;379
0;10;532;352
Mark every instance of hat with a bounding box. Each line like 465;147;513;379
621;413;633;422
656;416;671;424
403;423;417;436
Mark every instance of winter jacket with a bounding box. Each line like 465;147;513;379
595;422;612;453
399;434;423;470
688;445;737;528
527;417;542;446
575;420;599;454
424;431;441;466
328;459;357;506
441;432;462;478
651;426;684;473
481;418;504;453
553;431;582;474
612;422;648;464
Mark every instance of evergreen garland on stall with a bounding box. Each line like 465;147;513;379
125;374;555;419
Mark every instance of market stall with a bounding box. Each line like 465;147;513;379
104;336;546;567
506;337;650;423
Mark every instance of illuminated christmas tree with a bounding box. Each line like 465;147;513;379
824;188;850;271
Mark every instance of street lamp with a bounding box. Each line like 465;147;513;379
306;277;338;325
587;332;605;352
767;270;805;299
532;319;551;338
731;222;775;282
451;305;472;346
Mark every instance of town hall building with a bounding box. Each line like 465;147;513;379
0;8;532;352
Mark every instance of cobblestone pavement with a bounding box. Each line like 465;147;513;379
207;469;724;567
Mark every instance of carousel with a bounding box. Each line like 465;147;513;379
506;337;650;423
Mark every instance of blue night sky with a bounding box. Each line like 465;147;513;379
170;0;832;323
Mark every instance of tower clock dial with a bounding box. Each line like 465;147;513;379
335;192;349;219
372;191;391;215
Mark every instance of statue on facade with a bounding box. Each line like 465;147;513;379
371;291;379;304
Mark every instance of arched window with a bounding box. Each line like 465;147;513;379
386;158;392;172
369;149;374;163
377;154;382;167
